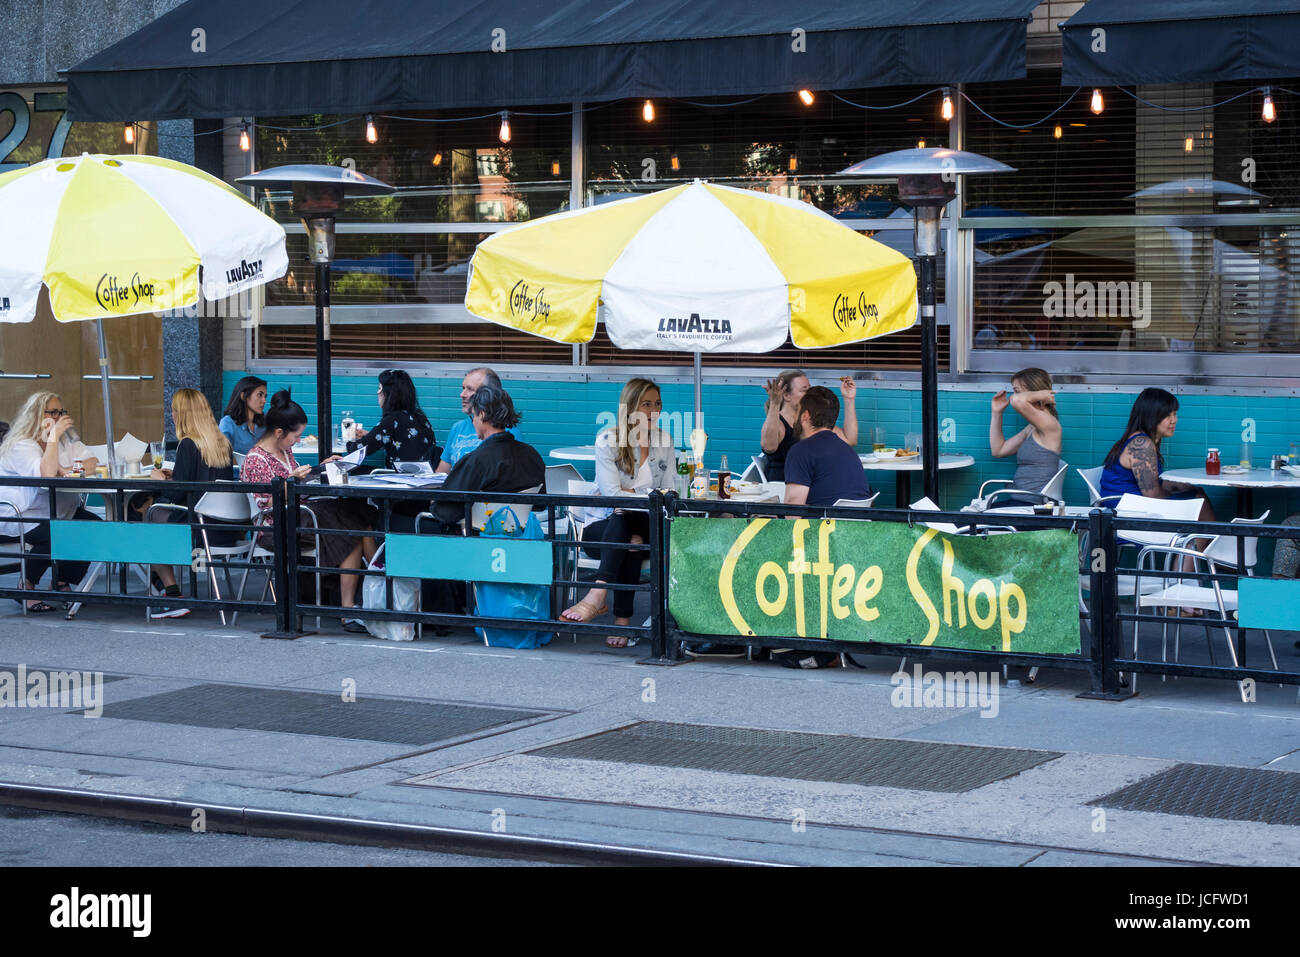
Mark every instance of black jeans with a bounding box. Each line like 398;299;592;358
0;507;101;588
583;511;650;619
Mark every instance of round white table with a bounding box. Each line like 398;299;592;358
1161;466;1300;516
860;453;976;507
548;445;597;463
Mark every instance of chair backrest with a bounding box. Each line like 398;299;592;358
834;494;879;508
741;455;767;483
195;490;257;522
232;451;246;468
1202;511;1270;568
1077;466;1104;505
1115;492;1203;546
545;463;583;495
566;479;600;528
1041;461;1069;501
910;496;961;535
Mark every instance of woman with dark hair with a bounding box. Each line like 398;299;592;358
989;367;1063;502
240;390;379;632
331;369;436;469
1100;388;1211;515
218;375;268;455
432;386;544;526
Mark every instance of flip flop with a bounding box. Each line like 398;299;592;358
24;601;56;614
561;598;608;624
605;634;641;648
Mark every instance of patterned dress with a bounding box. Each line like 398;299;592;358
357;410;436;469
240;445;378;568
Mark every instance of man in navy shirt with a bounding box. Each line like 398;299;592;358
783;386;871;508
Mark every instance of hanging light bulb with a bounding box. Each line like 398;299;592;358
550;158;561;176
239;122;250;152
431;152;443;166
123;122;135;145
798;89;814;106
642;99;655;122
1090;88;1104;114
365;114;377;144
670;152;680;171
498;111;511;144
917;139;926;149
1053;124;1062;139
1262;87;1276;123
788;154;798;172
941;87;954;121
1185;136;1194;152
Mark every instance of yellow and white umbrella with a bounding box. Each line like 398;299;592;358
465;180;917;442
0;153;287;466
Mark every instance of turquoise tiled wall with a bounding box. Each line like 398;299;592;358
225;371;1300;522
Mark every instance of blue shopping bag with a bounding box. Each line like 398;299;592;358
474;505;554;649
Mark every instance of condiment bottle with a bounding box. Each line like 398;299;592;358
1205;447;1220;476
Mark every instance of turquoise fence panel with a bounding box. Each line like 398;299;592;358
1237;577;1300;630
50;520;192;565
385;533;552;585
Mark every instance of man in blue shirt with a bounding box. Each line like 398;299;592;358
437;366;518;473
783;386;871;508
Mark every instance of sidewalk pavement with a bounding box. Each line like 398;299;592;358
0;601;1296;865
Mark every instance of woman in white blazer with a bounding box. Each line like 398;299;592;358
562;377;676;647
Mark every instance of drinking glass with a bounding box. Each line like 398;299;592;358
871;427;886;451
1240;442;1253;469
1290;442;1298;465
905;431;920;453
150;441;164;470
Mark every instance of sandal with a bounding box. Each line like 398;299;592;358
561;598;608;624
24;600;56;614
606;634;641;649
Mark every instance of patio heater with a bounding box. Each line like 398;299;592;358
237;165;393;453
840;148;1014;502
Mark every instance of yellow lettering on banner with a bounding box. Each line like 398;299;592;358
906;528;941;645
968;579;997;630
813;520;836;639
831;565;855;619
788;520;812;637
999;583;1027;651
854;566;882;621
756;561;788;617
719;517;770;636
941;539;967;628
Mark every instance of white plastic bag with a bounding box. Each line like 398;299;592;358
361;546;418;641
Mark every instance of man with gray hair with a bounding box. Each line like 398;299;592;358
436;367;518;473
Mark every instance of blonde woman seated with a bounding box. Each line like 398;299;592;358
562;378;676;647
0;392;101;611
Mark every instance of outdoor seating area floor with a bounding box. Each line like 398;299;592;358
0;600;1296;865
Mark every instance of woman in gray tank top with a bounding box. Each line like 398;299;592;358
989;367;1062;499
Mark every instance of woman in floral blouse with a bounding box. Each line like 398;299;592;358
241;390;378;632
339;369;437;469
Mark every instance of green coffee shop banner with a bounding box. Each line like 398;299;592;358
669;518;1080;654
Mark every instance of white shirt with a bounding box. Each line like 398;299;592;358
0;437;91;537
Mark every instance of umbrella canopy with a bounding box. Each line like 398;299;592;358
465;180;918;354
0;153;287;324
0;153;287;469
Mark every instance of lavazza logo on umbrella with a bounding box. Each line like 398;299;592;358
656;312;734;342
0;296;10;315
224;257;264;285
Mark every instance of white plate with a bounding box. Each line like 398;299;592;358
1283;464;1300;477
1220;465;1250;474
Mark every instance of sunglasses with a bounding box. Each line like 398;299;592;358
44;409;68;418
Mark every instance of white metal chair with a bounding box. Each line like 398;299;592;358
976;461;1068;509
741;455;768;483
0;503;31;615
833;494;880;508
236;498;322;628
192;488;259;625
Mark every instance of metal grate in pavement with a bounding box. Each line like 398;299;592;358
82;683;547;746
529;722;1061;793
1090;763;1300;827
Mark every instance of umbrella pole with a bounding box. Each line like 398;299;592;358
315;262;332;458
693;351;702;438
96;318;117;475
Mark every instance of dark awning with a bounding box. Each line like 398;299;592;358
67;0;1040;121
1062;0;1300;85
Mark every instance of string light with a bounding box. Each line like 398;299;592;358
365;113;378;143
550;157;561;176
239;121;250;152
1090;88;1104;114
642;99;655;122
941;87;954;121
917;139;926;148
1185;136;1193;152
1054;124;1062;139
123;122;134;145
788;154;798;172
1262;87;1276;123
670;152;680;171
431;151;442;166
798;89;814;106
498;111;511;143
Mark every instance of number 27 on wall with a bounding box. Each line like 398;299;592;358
0;91;73;172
